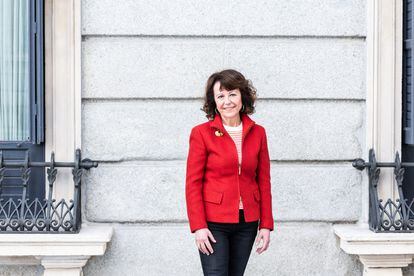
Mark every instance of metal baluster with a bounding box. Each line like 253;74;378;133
394;153;407;230
71;149;83;232
19;152;30;231
46;152;57;231
367;149;381;231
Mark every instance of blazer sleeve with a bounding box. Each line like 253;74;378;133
256;127;274;231
185;127;208;233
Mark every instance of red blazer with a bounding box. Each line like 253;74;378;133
185;113;274;233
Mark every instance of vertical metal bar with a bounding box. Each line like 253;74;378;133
19;152;30;231
71;149;82;232
394;152;408;230
368;149;381;231
45;152;57;231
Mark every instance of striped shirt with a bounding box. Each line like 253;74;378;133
223;122;244;209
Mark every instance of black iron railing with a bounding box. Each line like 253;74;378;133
0;149;97;233
353;148;414;232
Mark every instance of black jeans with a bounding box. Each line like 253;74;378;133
199;209;259;276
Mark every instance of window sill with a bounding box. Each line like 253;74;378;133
334;223;414;275
0;224;113;276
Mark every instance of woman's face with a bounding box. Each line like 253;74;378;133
213;81;242;121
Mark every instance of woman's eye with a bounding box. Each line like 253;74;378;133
217;95;223;99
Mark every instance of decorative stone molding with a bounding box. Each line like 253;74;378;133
365;0;403;208
40;256;89;276
44;0;82;201
0;225;112;276
334;224;414;276
358;255;412;268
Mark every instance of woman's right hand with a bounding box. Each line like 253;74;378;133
195;228;216;255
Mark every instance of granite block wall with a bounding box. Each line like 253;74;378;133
80;1;366;275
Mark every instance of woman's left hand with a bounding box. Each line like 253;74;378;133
255;228;270;254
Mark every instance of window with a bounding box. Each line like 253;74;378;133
402;0;414;210
0;0;45;202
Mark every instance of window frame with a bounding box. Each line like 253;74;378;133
30;0;45;145
403;0;414;145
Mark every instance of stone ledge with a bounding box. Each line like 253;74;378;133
0;224;113;276
0;224;113;257
333;223;414;255
334;223;414;275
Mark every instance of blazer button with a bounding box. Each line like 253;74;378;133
215;130;223;137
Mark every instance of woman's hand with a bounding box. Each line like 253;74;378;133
255;228;270;254
195;228;217;255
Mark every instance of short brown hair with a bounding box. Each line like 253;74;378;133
202;69;257;120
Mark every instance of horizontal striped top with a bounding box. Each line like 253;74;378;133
223;122;243;209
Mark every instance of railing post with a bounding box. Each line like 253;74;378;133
19;152;30;231
71;149;82;233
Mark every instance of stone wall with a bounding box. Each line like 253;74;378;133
81;1;366;275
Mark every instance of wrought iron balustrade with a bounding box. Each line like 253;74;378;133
0;149;97;233
353;148;414;232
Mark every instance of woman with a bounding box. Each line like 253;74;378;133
185;69;274;276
